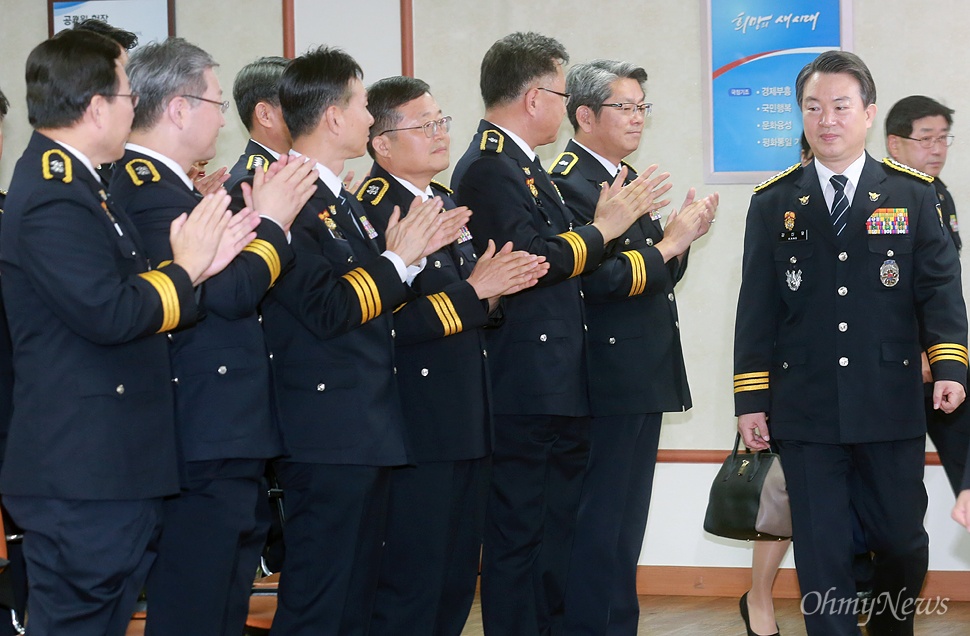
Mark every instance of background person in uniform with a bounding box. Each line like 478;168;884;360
734;50;967;636
359;76;548;635
885;95;970;496
111;38;317;636
0;29;252;636
260;46;470;635
0;85;27;636
550;59;716;635
451;31;676;635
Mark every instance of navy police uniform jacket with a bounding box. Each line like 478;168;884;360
225;139;277;213
451;120;606;417
110;148;289;465
734;155;968;444
0;189;12;457
550;140;692;416
936;178;961;252
0;132;199;499
356;163;491;462
260;171;410;466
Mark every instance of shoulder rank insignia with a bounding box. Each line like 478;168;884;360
246;154;270;173
620;159;638;178
550;151;578;176
480;129;505;154
883;157;934;183
753;163;801;193
125;158;161;186
356;177;389;206
430;180;453;195
42;149;73;183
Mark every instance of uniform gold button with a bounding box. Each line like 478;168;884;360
434;260;442;268
539;334;548;342
609;337;616;345
646;238;654;246
838;286;847;296
839;252;848;261
838;322;848;332
782;362;789;369
217;365;227;375
421;368;429;377
624;238;631;245
903;359;910;366
116;384;125;395
839;357;849;367
316;383;325;391
887;250;894;257
790;256;797;264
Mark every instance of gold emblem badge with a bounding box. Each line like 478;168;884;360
784;211;795;231
798;195;810;206
869;192;880;202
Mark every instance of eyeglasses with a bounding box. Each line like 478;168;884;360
180;94;230;114
600;102;653;117
379;115;452;138
105;93;140;108
538;87;571;102
903;134;954;149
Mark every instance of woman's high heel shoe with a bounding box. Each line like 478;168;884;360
739;591;780;636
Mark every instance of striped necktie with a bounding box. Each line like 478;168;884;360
830;174;849;236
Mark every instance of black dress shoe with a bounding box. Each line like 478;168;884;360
740;591;781;636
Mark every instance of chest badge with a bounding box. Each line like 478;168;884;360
786;268;802;291
798;195;810;206
869;191;880;202
880;259;900;287
784;211;795;231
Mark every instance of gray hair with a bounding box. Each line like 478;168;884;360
565;59;648;131
127;37;217;130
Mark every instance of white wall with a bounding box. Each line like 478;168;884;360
1;0;969;570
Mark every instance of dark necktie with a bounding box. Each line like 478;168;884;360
830;174;849;236
337;193;365;238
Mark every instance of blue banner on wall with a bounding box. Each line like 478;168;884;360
706;0;847;180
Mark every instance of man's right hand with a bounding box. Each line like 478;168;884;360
655;190;719;262
250;154;318;232
169;192;257;286
466;239;550;310
738;412;771;450
590;164;672;243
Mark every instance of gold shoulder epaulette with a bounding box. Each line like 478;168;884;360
620;159;638;176
550;151;579;176
246;154;270;173
753;163;801;193
430;180;452;195
883;157;934;183
356;177;389;206
480;129;505;154
42;149;73;183
125;158;161;186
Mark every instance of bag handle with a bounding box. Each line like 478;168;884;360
726;432;769;483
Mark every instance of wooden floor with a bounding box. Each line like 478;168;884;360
459;595;970;635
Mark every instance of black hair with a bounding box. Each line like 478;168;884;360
480;32;568;109
233;56;290;131
365;76;431;159
279;46;363;140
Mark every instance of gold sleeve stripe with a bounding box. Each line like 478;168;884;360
427;292;463;337
342;267;382;323
622;250;647;296
734;382;769;393
138;270;180;332
927;343;969;366
557;231;587;277
733;371;769;381
242;239;282;286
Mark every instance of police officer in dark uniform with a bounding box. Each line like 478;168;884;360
359;76;547;635
0;29;245;636
735;51;967;636
110;39;317;636
885;95;969;496
550;60;716;635
451;32;674;635
260;47;470;636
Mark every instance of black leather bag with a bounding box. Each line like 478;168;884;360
703;433;792;541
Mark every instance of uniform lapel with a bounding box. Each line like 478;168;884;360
793;161;836;247
842;155;889;243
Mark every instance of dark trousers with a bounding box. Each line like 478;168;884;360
924;395;970;495
777;438;928;636
371;456;489;636
4;495;162;636
0;506;27;635
481;414;590;636
270;461;390;636
145;458;267;636
563;413;662;635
